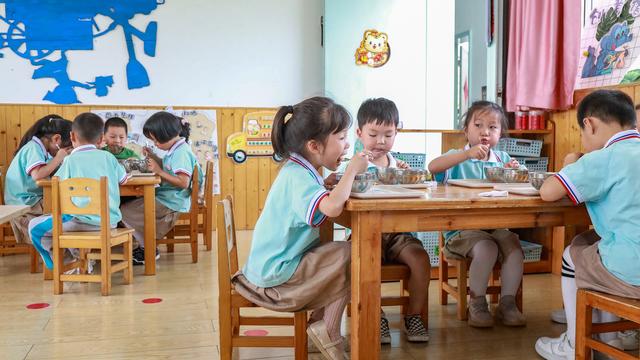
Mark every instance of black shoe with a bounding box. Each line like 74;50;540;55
155;248;160;260
132;247;145;265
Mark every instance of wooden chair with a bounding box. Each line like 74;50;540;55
0;165;39;272
51;176;133;296
576;289;640;360
158;165;203;263
217;195;308;360
438;233;522;320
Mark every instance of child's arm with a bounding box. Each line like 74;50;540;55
539;152;583;202
147;158;190;189
428;144;489;174
31;147;69;181
318;151;370;217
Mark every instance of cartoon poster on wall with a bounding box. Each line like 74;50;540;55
577;0;640;89
355;29;390;68
93;109;220;194
226;111;278;164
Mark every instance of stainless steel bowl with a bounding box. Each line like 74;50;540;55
484;166;505;182
351;172;376;193
122;158;150;173
529;171;555;190
375;167;403;185
399;169;432;184
503;168;529;183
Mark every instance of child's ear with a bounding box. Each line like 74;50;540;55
356;128;362;138
50;134;62;145
583;117;596;135
306;139;322;155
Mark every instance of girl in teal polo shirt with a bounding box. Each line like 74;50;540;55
428;101;526;329
120;112;202;265
4;115;72;244
231;97;370;360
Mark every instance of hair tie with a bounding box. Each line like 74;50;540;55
284;105;294;124
180;117;188;126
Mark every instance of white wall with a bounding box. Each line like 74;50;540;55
324;0;427;155
455;0;488;105
0;0;324;107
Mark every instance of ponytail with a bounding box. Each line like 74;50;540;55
271;105;294;159
178;117;191;142
16;114;72;155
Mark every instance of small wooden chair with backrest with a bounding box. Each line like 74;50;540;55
0;165;39;272
51;176;133;296
217;195;308;360
575;289;640;360
158;165;201;262
439;233;522;320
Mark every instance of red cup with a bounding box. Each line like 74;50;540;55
515;111;528;130
529;110;543;130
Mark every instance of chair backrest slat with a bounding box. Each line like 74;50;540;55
0;165;5;205
217;195;239;292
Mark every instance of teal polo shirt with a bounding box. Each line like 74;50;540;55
4;137;51;206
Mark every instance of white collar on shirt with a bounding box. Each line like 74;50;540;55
289;153;324;184
70;144;97;154
463;143;498;162
603;129;640;148
166;138;187;156
31;136;48;157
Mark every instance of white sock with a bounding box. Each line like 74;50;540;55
561;246;577;348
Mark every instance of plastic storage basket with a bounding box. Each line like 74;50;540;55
391;152;426;169
520;240;543;263
498;138;543;157
514;157;549;172
415;231;440;266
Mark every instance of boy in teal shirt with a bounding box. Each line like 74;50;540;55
29;113;129;270
535;90;640;359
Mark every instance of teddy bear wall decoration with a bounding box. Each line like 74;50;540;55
355;29;390;68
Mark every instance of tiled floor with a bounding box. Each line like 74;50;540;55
0;230;582;359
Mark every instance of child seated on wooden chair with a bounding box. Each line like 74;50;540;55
535;90;640;360
428;101;526;328
28;113;130;270
333;98;430;343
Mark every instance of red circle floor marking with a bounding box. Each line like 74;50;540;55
243;329;269;336
142;298;163;304
26;303;50;310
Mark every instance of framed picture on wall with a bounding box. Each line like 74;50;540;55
454;31;470;129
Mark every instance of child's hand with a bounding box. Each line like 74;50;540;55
563;152;583;167
346;151;372;174
504;159;520;168
146;158;162;174
397;160;409;169
465;144;489;160
53;147;70;162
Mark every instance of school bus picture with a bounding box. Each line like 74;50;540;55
226;111;281;164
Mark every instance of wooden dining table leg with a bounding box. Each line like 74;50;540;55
350;211;381;360
143;184;157;275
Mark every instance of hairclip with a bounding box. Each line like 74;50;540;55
283;105;294;124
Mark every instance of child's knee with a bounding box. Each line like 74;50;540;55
473;239;499;258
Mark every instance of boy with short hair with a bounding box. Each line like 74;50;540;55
355;98;430;343
102;117;139;160
535;90;640;359
28;113;130;270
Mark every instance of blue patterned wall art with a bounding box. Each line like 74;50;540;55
0;0;163;104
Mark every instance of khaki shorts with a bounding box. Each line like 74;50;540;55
231;241;351;312
444;229;522;262
382;232;428;264
570;230;640;299
9;201;43;244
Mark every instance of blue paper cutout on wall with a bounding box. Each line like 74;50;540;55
0;0;163;104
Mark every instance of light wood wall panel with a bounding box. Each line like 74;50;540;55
0;104;280;230
550;83;640;171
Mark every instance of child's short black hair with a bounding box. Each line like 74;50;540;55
104;117;128;134
461;101;509;138
73;113;104;143
357;98;399;129
577;90;636;129
143;111;191;143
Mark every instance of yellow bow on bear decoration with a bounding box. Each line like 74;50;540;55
355;29;390;68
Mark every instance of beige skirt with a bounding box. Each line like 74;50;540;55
9;201;43;244
570;230;640;299
231;241;351;312
120;198;180;248
444;229;522;262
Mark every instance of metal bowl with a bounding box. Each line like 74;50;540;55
375;167;403;185
484;166;505;182
399;169;432;184
351;172;376;193
529;171;555;190
503;168;529;183
122;158;150;173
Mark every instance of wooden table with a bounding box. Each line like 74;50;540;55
38;176;161;275
321;185;591;360
0;205;30;224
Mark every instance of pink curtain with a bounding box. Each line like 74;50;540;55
505;0;581;112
